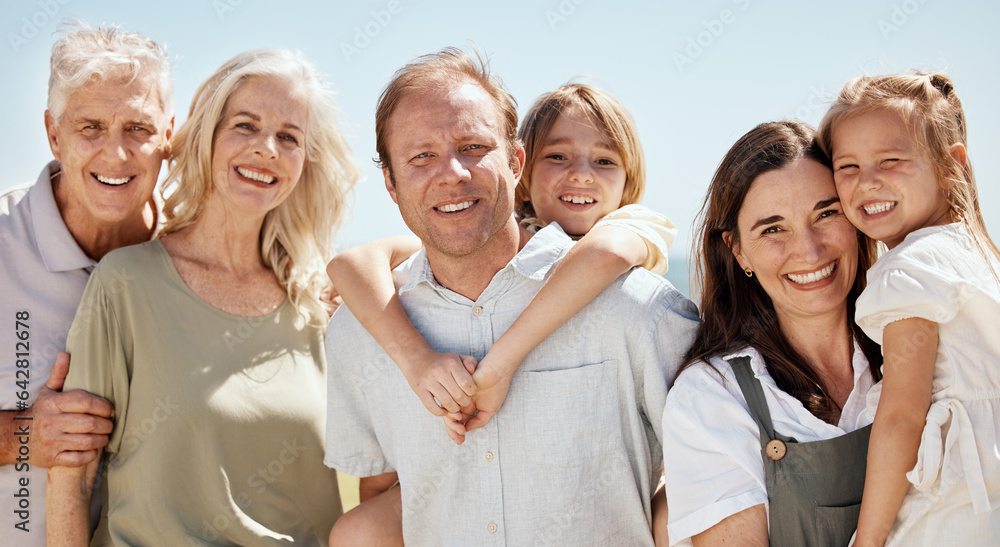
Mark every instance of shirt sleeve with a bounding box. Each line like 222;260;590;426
323;309;394;478
636;285;699;477
63;268;131;455
662;363;769;545
595;204;677;275
856;259;961;344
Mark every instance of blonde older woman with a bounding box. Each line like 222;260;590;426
47;49;360;546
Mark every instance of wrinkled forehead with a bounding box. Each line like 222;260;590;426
387;81;505;148
397;80;501;128
66;73;168;118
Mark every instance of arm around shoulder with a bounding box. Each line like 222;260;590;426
595;204;677;275
327;236;477;416
460;224;651;434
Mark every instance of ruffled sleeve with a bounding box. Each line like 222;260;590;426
663;360;769;545
594;204;676;275
857;259;961;344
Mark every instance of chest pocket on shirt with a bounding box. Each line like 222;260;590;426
514;359;623;468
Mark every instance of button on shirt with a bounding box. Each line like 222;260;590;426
662;344;877;546
325;225;700;546
0;162;96;546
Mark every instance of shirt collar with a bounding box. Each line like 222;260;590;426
505;223;571;281
27;160;96;273
398;223;573;296
721;339;871;381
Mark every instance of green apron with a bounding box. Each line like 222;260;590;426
729;356;871;547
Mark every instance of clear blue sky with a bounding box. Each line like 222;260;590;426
3;0;997;293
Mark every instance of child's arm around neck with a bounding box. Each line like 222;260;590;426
326;236;477;416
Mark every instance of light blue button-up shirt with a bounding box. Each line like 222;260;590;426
325;225;699;546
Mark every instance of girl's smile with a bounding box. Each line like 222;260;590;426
830;109;955;249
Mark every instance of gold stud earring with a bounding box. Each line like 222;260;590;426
744;267;753;278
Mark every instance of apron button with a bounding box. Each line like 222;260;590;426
765;439;787;461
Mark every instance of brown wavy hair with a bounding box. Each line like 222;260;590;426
682;120;882;424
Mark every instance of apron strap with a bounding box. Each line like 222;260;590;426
728;356;777;443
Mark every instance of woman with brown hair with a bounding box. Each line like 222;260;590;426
663;120;881;546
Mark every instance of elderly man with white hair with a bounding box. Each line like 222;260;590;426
0;23;173;544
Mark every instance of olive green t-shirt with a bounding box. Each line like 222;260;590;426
65;240;340;546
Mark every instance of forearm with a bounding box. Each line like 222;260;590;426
46;458;98;545
855;318;937;546
327;237;428;371
486;225;645;377
855;406;925;545
692;504;767;546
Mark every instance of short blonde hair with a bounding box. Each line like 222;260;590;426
515;83;645;219
48;21;173;121
161;49;360;325
819;72;999;266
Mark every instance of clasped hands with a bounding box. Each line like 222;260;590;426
401;349;514;445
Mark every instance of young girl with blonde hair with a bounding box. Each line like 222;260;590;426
820;72;1000;546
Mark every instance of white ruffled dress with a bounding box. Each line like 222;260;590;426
858;223;1000;545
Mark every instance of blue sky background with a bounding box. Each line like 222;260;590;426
2;1;997;296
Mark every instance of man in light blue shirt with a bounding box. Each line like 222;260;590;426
325;48;699;545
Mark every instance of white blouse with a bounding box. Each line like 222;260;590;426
662;343;876;546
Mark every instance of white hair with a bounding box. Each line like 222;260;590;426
48;21;173;121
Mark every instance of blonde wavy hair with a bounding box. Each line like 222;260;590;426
161;49;360;325
819;71;1000;271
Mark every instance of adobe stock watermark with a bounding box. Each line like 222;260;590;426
214;0;245;22
673;0;751;72
7;0;73;53
223;315;266;353
118;397;180;453
545;0;588;31
340;0;404;63
786;84;836;123
402;458;458;521
533;457;631;545
878;0;930;41
193;438;308;546
66;265;137;339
